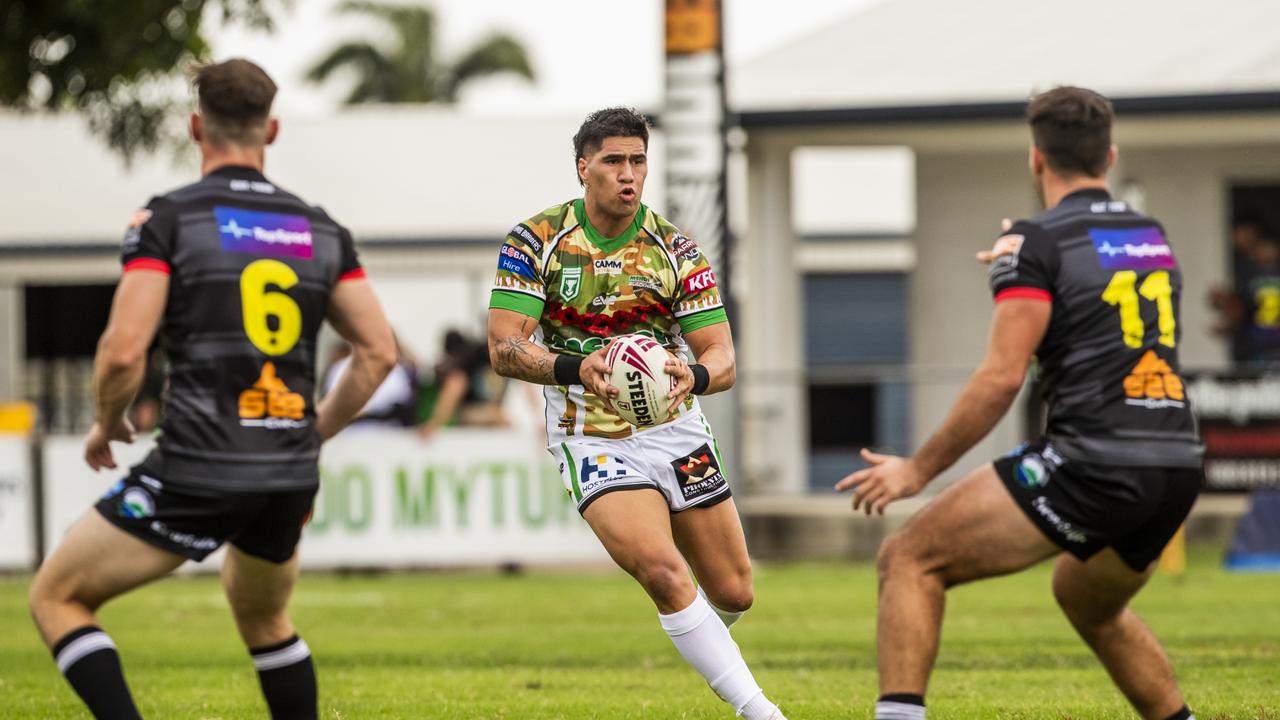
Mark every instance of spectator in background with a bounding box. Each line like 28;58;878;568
417;329;509;440
323;333;419;428
1210;218;1280;366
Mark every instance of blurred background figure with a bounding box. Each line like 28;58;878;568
417;328;509;440
322;333;419;428
1209;218;1280;367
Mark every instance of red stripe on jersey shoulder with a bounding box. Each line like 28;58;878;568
338;267;367;282
124;258;171;275
995;287;1052;303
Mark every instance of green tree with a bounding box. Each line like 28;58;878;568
0;0;282;161
305;1;534;104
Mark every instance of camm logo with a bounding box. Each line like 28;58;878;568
239;362;306;424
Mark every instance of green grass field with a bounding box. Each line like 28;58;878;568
1;547;1277;719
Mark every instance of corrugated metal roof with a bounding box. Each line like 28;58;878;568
731;0;1280;117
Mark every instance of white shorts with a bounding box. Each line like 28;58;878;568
550;413;732;513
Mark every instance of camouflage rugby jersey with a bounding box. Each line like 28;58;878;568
490;199;728;442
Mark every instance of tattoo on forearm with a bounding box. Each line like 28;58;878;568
494;336;554;384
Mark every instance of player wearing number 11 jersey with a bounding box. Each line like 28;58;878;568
29;60;397;720
837;87;1202;720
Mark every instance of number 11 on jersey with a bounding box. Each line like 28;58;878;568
1101;270;1175;349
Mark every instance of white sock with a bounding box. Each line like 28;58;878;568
876;699;926;720
698;586;746;629
659;594;777;719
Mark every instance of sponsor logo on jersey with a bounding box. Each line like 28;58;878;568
1031;496;1087;543
547;328;672;356
628;275;662;291
1089;227;1176;271
1123;350;1186;409
122;208;152;251
120;487;155;519
215;207;314;259
229;179;277;194
559;267;583;300
498;244;536;279
593;259;624;274
592;294;619;307
672;234;701;260
671;443;726;502
684;267;717;293
239;362;309;429
510;223;543;254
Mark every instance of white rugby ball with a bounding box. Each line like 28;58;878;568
606;334;675;428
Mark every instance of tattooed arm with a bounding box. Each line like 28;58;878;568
487;308;619;407
487;308;557;384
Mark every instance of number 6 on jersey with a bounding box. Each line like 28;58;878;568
241;259;302;356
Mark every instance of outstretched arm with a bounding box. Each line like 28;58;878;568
836;297;1051;514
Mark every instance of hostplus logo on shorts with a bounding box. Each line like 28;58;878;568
215;207;314;259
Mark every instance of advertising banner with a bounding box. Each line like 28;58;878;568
42;429;606;569
0;437;34;569
1185;373;1280;491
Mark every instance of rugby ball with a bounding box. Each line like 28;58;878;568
606;334;675;428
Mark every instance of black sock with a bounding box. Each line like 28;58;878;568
52;625;142;720
879;693;925;706
250;635;317;720
1163;707;1193;720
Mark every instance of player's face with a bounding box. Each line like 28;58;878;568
579;136;648;220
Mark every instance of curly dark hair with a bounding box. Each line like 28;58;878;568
572;107;651;185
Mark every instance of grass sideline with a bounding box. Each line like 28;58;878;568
1;548;1276;719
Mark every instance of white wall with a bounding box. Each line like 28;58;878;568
911;151;1038;480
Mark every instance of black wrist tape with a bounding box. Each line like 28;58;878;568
554;355;585;386
690;364;711;395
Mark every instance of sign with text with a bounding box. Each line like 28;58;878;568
1186;372;1280;491
0;437;34;569
42;429;607;569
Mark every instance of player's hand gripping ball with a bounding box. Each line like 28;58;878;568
606;334;675;428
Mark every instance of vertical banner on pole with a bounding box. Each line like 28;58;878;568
664;0;730;293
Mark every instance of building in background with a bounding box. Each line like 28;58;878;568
729;0;1280;493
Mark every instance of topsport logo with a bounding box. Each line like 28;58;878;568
1089;227;1175;271
215;207;314;259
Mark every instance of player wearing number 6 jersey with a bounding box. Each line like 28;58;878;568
837;87;1203;720
28;59;397;720
488;108;785;720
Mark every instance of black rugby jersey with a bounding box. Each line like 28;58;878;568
121;166;363;490
988;188;1202;468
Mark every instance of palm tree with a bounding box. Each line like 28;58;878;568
305;1;535;104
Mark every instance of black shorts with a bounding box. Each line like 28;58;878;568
994;441;1202;571
95;466;316;563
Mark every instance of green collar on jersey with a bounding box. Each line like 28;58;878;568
574;198;646;254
